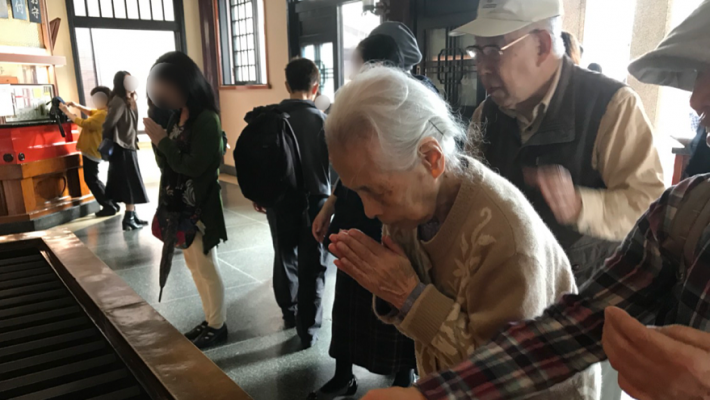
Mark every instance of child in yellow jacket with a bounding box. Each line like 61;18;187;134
60;86;117;217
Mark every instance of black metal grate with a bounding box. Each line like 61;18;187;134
229;0;260;83
0;248;150;400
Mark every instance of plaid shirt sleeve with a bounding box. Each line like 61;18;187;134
416;176;710;400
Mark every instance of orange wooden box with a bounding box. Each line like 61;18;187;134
0;122;93;227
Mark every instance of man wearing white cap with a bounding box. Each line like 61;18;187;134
361;2;710;399
461;0;664;288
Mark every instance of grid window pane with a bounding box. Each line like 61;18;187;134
138;0;152;20
75;28;97;103
126;0;139;19
87;0;101;17
73;0;87;17
84;28;176;131
152;0;164;20
163;0;174;20
113;0;127;18
99;0;114;18
220;0;265;85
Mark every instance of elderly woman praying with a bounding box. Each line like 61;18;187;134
325;66;600;399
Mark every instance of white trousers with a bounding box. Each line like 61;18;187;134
183;233;226;328
601;361;623;400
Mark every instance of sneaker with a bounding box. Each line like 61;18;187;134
184;321;208;341
193;324;228;349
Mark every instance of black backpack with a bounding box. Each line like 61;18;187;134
234;105;304;209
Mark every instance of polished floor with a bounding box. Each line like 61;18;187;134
62;149;393;400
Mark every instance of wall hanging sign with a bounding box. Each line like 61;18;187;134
11;0;28;20
28;0;41;23
1;1;9;19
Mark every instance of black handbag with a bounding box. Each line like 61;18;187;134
98;138;114;161
48;97;69;138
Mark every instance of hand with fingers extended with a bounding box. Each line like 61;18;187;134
312;195;336;243
328;229;419;310
524;165;582;224
603;306;710;400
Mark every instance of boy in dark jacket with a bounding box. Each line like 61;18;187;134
258;58;330;348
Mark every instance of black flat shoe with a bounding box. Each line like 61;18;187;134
306;377;357;400
300;335;317;350
184;321;207;341
283;313;296;330
96;207;117;217
193;324;228;349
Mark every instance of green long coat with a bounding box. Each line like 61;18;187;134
153;110;227;253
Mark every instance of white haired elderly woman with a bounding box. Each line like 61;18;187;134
325;66;600;399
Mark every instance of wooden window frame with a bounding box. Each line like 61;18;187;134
213;0;271;90
64;0;187;106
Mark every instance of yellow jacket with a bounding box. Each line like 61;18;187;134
75;108;107;161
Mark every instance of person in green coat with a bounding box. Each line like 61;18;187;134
143;51;229;349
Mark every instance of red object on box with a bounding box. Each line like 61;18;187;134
0;122;79;164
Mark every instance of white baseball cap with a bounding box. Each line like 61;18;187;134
452;0;563;38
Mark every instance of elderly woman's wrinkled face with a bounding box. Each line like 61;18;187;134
329;135;440;230
692;70;710;133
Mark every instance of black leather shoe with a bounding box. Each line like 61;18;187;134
193;324;228;349
122;211;143;231
283;314;296;330
300;335;317;350
184;321;208;341
96;207;117;217
306;377;357;400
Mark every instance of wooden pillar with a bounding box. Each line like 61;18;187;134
198;0;221;109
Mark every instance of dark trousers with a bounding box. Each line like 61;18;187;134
266;196;327;342
82;156;112;209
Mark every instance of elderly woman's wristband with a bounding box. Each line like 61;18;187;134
398;282;427;318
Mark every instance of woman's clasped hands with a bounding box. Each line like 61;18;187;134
328;229;420;310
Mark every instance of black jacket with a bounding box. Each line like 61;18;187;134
685;124;710;178
279;99;330;198
480;57;624;283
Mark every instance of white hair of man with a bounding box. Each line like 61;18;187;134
527;16;565;58
325;66;467;172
